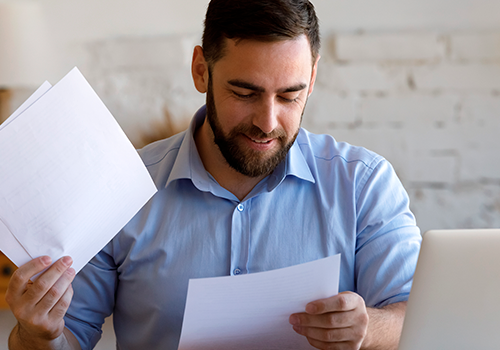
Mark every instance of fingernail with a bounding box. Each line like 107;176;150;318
62;256;73;267
306;303;317;314
66;267;76;276
289;315;300;325
41;256;52;265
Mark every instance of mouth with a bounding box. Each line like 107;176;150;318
241;134;276;150
251;138;272;144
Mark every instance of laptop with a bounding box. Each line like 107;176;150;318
398;229;500;350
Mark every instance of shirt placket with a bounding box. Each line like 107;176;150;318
229;200;250;276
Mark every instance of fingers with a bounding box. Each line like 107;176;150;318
291;315;367;350
306;292;362;315
37;265;75;314
47;283;74;332
290;309;353;329
28;257;75;311
6;256;52;299
289;292;369;349
50;283;74;319
5;256;76;341
292;324;356;342
290;292;366;329
306;337;358;350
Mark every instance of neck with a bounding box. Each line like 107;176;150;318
194;119;267;201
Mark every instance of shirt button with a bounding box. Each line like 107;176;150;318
234;268;242;275
237;204;244;212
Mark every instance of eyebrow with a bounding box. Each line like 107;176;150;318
227;79;307;94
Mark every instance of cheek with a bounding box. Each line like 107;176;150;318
216;100;254;129
280;107;303;135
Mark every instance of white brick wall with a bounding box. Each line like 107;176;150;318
359;94;457;126
413;64;500;90
335;33;444;62
316;62;407;91
450;33;500;62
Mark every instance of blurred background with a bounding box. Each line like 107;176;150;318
1;0;500;347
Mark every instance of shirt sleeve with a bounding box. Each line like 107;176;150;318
64;246;117;350
354;158;421;307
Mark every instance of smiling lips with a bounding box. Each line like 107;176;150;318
241;134;276;150
252;138;272;144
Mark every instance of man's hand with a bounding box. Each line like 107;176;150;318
6;255;78;349
289;291;369;350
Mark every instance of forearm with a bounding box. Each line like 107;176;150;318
361;301;407;350
9;324;81;350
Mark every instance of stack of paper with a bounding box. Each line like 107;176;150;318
0;67;157;274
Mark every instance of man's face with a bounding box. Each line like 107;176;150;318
204;36;317;178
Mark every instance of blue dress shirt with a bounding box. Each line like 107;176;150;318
64;106;421;350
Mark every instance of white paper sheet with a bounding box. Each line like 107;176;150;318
178;254;341;350
0;80;52;130
0;82;54;265
0;67;157;273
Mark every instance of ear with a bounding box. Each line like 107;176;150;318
308;54;321;96
192;45;210;93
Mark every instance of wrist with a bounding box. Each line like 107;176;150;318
9;322;68;350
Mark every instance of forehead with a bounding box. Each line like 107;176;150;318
210;35;314;89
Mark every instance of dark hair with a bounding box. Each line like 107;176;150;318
202;0;320;67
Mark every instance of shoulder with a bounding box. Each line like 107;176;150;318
138;132;185;166
137;131;186;186
295;128;385;179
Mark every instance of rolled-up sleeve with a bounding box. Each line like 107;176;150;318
354;159;421;307
64;247;117;350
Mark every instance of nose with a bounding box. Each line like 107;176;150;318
252;98;279;134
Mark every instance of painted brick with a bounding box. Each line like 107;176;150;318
409;183;500;233
460;94;500;126
336;33;443;62
87;34;198;70
453;95;500;181
405;127;469;160
457;128;500;181
413;63;500;90
316;62;407;91
304;89;357;127
359;94;456;126
408;153;457;184
450;33;500;62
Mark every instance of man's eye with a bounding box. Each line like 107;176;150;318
233;91;254;99
280;96;299;103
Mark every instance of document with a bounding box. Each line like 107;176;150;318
0;81;53;266
178;254;340;350
0;67;157;274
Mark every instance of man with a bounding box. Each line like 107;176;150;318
7;0;421;349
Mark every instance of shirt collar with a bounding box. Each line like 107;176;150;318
165;106;210;190
165;105;315;196
266;129;316;192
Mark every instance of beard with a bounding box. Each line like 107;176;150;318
205;77;301;178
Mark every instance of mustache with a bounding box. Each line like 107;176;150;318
230;124;287;140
